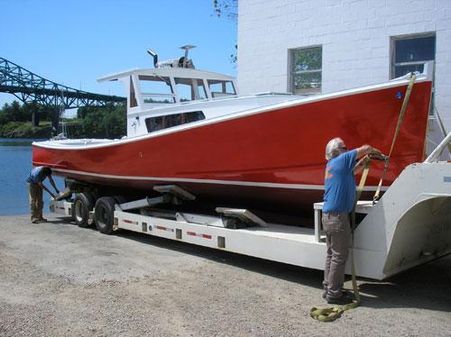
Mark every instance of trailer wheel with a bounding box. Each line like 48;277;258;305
73;192;94;227
95;197;116;234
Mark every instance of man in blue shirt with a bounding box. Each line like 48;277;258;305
322;137;377;305
26;166;59;223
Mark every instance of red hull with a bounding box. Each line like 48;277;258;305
33;81;432;213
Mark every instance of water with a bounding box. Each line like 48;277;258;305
0;138;64;215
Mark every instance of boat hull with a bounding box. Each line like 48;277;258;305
33;80;432;214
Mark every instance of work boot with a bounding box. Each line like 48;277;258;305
322;289;351;299
326;293;353;305
31;218;39;224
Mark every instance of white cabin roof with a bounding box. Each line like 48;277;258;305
97;67;235;83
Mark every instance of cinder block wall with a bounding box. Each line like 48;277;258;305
238;0;451;131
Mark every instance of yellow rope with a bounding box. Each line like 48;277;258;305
373;73;416;202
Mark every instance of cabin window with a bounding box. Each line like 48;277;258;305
145;111;206;133
139;75;175;104
175;78;208;101
390;33;435;78
208;80;236;98
289;46;322;95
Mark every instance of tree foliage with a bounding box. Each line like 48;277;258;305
75;103;126;139
213;0;237;21
0;101;51;124
0;100;126;139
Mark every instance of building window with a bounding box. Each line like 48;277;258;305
391;33;435;79
289;46;322;95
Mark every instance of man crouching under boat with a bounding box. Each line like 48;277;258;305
322;138;380;305
26;166;59;224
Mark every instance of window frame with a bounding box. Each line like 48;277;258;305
390;32;436;79
207;80;237;98
174;78;208;102
138;75;176;104
288;45;323;95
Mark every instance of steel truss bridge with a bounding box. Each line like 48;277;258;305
0;56;126;109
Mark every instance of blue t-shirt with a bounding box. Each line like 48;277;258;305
26;166;47;184
323;150;357;213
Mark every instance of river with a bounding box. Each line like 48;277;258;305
0;138;64;215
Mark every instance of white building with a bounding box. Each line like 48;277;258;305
237;0;451;140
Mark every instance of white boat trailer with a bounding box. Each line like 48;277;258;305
50;134;451;280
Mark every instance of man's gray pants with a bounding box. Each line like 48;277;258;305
322;212;351;299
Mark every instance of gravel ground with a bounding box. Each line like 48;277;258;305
0;214;450;337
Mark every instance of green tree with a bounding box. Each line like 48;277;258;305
0;100;53;124
9;101;21;122
79;103;126;138
0;103;10;125
0;100;126;139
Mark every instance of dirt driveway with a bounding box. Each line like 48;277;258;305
0;214;450;337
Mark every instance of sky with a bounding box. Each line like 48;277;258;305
0;0;237;106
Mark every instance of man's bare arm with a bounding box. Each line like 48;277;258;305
38;182;55;198
355;145;373;159
355;144;384;159
48;175;60;194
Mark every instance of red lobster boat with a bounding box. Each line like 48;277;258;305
32;48;433;214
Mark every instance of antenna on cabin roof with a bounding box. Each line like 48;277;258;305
147;49;158;68
179;45;196;68
147;46;196;69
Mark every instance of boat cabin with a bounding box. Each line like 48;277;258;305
98;47;302;138
98;67;238;137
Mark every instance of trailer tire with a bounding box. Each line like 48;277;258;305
95;197;116;234
73;192;95;228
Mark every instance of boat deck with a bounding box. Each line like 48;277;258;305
34;138;119;148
